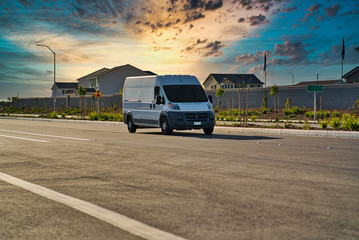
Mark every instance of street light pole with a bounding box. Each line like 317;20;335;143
36;44;56;112
289;72;294;85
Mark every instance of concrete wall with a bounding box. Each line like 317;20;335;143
207;84;359;109
13;94;123;110
10;85;359;110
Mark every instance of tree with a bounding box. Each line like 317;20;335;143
285;98;291;110
77;86;87;112
261;90;267;109
215;88;225;109
270;85;279;111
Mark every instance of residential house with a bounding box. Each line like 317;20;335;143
343;66;359;84
202;74;264;91
51;82;78;97
77;64;156;95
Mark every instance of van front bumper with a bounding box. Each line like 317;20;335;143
166;111;215;130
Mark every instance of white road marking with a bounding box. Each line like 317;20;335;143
0;129;90;141
0;134;49;143
0;172;188;240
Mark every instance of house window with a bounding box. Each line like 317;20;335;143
62;90;66;95
214;85;217;90
89;78;98;88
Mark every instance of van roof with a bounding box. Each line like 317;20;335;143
126;75;200;85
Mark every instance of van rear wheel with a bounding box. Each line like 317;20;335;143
127;116;137;133
160;117;173;135
203;127;214;135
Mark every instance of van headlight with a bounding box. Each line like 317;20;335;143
168;102;180;110
207;103;212;110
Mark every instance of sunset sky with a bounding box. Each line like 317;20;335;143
0;0;358;99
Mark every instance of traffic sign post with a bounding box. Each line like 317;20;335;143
94;90;102;114
307;85;323;123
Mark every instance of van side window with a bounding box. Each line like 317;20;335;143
154;86;162;98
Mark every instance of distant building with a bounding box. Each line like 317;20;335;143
343;66;359;84
295;80;345;86
77;64;156;95
51;82;78;97
76;67;110;90
203;74;264;90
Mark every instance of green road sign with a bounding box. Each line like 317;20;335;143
307;85;323;92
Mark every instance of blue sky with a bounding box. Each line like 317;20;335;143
0;0;358;99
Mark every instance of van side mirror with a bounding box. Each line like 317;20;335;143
155;95;165;104
208;95;213;104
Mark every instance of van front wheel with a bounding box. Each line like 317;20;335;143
160;117;173;135
203;127;214;135
127;116;137;133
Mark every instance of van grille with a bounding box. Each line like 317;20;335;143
184;112;209;121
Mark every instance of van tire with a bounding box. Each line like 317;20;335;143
160;117;173;135
203;127;214;135
127;116;137;133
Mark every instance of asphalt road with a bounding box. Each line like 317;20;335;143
0;118;359;240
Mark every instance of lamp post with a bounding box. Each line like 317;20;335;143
289;72;294;85
36;44;56;112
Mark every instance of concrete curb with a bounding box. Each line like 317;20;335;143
0;116;124;126
217;126;359;139
1;116;359;139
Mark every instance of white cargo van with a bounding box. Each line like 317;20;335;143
123;75;215;135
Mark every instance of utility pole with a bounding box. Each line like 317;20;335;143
36;44;56;112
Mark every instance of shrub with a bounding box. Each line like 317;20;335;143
232;109;239;116
342;115;359;131
303;120;310;130
329;117;341;130
324;111;331;118
261;108;267;114
341;113;350;122
100;113;110;121
250;116;257;122
283;109;291;115
332;111;340;117
64;108;81;115
47;111;58;119
305;111;314;118
319;119;328;129
274;117;279;123
61;112;67;119
289;114;296;118
284;122;292;128
220;110;228;116
291;106;299;114
88;112;99;120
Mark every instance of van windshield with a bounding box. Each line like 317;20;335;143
163;85;208;102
